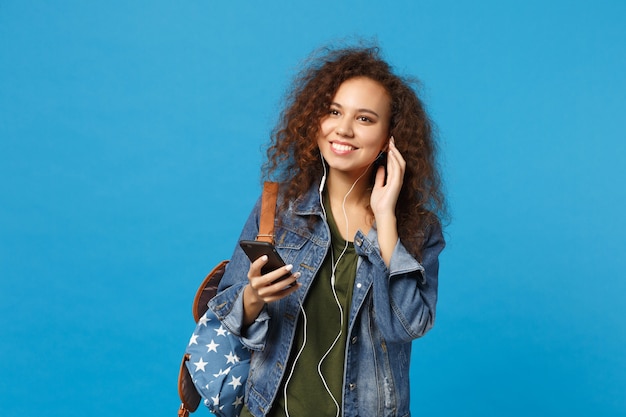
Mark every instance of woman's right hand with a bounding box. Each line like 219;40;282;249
242;255;301;325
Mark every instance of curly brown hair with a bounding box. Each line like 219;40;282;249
263;45;446;259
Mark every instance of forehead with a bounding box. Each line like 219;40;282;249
332;77;391;114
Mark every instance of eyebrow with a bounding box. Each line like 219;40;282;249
330;102;380;118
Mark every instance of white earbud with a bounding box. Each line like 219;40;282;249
319;151;327;193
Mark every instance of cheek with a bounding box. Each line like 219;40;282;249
318;118;334;137
363;128;389;149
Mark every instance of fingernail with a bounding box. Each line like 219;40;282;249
285;264;293;271
261;255;268;261
294;272;301;278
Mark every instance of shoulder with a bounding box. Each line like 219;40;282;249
277;182;321;215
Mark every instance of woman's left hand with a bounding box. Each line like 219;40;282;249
370;136;406;220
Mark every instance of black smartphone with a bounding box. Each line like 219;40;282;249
239;240;292;283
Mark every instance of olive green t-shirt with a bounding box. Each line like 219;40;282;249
241;197;358;417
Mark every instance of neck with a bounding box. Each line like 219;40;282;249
325;167;372;208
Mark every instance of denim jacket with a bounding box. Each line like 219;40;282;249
209;184;444;417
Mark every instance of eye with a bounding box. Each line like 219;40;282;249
329;109;341;116
357;115;374;123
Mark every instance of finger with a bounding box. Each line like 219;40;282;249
248;255;281;286
267;271;301;293
264;264;295;285
276;281;301;297
383;152;405;193
385;149;400;182
386;143;406;176
257;272;301;301
261;280;301;303
249;254;269;275
388;138;406;166
373;165;386;189
251;261;296;289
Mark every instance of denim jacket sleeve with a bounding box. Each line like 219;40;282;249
207;195;271;351
361;220;445;343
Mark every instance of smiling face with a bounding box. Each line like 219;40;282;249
317;77;392;181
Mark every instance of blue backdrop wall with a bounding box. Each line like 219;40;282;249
1;1;624;416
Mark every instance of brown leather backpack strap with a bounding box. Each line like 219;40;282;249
257;182;278;243
178;354;201;415
192;260;229;322
178;404;189;417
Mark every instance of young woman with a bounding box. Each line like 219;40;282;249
209;45;446;417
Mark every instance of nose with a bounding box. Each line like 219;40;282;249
336;118;354;137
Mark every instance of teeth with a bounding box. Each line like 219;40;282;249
332;142;355;152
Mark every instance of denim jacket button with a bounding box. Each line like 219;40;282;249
351;336;357;344
349;383;356;390
355;237;363;246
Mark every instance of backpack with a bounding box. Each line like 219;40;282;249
177;182;278;417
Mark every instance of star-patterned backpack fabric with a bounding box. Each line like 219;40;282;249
184;282;251;417
177;182;278;417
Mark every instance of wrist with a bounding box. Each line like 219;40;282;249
243;284;264;307
374;212;396;229
373;213;398;268
243;285;265;325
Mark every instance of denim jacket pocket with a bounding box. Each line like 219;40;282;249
273;226;312;264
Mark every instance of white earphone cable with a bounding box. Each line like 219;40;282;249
317;159;369;417
284;154;374;417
